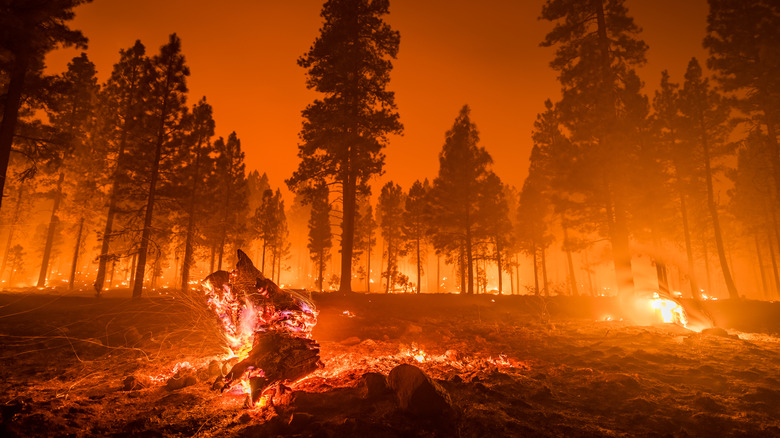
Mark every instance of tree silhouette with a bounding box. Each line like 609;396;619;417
428;105;497;295
678;58;739;299
37;53;98;287
176;98;216;292
287;0;403;293
377;182;405;293
132;34;189;298
0;0;90;210
540;0;648;298
212;132;249;270
403;179;430;293
94;40;151;296
705;0;780;203
307;184;332;292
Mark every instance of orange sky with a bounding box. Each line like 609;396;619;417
46;0;708;200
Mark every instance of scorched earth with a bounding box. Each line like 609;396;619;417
1;291;779;437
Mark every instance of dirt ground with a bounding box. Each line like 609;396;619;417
1;290;779;437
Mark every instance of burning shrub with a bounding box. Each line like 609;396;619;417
202;250;322;405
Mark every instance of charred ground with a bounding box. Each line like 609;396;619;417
1;292;779;437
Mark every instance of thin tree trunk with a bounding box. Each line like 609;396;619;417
700;119;738;299
95;96;136;295
541;246;549;297
339;172;357;293
436;254;440;293
385;239;392;294
0;185;25;281
532;243;539;296
768;228;780;299
755;234;769;299
129;252;137;292
108;258;116;289
459;243;466;294
584;248;594;296
318;249;324;292
181;135;205;291
562;221;578;296
496;238;502;294
702;232;713;295
0;52;29;210
465;222;474;294
37;173;65;287
679;193;699;297
509;255;514;295
771;208;780;297
68;217;85;290
209;245;216;273
416;234;421;294
366;233;371;293
261;239;267;273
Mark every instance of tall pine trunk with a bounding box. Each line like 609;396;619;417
416;234;421;294
95;95;135;295
68;217;85;290
562;220;578;296
318;249;324;292
541;246;549;297
679;192;699;297
180;136;204;292
768;228;780;299
755;234;769;299
1;185;25;280
132;112;167;298
385;238;392;294
366;234;371;293
495;238;502;294
465;217;474;294
340;172;356;293
37;173;65;287
532;243;539;296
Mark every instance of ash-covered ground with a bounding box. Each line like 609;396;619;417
1;291;779;437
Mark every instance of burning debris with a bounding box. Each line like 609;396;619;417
202;250;321;406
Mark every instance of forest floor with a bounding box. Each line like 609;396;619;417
1;289;779;437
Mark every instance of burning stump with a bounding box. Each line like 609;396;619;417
203;250;322;405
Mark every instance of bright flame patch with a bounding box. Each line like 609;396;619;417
650;292;688;327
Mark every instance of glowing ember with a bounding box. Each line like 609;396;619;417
342;310;356;318
202;250;321;406
650;292;688;327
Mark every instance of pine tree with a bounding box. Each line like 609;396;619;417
307;184;332;292
0;0;91;209
403;179;429;293
705;0;780;203
213;132;249;270
94;40;151;295
540;0;649;298
428;105;496;295
477;173;512;294
354;198;377;292
132;34;189;298
287;0;403;293
176;98;215;291
652;71;701;297
37;53;98;287
377;182;405;293
678;58;739;299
